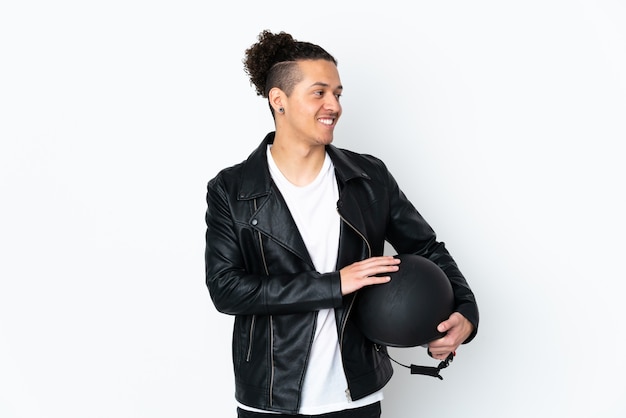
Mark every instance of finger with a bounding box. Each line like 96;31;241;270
356;258;399;274
366;255;400;265
437;312;462;332
362;274;392;286
363;261;400;278
437;321;448;333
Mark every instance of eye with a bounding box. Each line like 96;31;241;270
334;93;342;100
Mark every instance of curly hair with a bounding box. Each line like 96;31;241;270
243;30;337;98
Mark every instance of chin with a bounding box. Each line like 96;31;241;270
318;134;335;145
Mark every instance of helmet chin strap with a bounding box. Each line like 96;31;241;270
384;349;455;380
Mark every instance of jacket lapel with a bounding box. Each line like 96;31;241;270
328;144;374;267
252;189;314;267
238;133;314;267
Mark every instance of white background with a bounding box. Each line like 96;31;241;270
1;1;625;417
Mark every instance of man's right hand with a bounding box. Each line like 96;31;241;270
339;256;400;295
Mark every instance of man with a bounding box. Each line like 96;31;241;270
205;30;479;417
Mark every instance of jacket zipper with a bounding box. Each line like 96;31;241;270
252;198;275;407
337;208;372;401
246;199;260;362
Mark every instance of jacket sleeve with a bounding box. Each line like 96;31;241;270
382;165;480;343
204;175;343;316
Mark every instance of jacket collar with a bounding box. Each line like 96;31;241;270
238;131;371;200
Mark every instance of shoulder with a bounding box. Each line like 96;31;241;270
341;148;387;168
207;134;269;190
327;145;392;183
207;160;245;192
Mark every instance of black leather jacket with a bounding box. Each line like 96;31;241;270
205;132;479;414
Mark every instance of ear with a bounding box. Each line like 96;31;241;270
268;87;285;113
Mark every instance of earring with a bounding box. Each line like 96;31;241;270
278;107;284;113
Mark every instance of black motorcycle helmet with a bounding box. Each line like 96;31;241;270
353;253;456;378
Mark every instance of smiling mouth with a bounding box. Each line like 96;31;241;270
318;118;335;126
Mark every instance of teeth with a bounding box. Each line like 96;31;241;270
319;118;334;125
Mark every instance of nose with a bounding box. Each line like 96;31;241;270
324;95;341;114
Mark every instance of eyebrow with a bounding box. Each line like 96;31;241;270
309;81;343;90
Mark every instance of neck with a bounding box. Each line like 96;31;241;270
270;136;326;187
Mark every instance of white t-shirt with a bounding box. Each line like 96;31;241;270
237;147;383;414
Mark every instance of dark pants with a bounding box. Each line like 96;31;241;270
237;401;381;418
